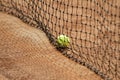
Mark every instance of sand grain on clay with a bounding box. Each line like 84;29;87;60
0;12;102;80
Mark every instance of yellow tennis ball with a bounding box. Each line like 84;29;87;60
57;35;70;48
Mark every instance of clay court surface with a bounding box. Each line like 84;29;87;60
0;0;119;80
0;12;103;80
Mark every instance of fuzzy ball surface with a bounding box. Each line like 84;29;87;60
57;35;70;48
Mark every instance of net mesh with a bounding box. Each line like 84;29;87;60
0;0;119;80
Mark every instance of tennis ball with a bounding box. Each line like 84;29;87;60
57;35;70;48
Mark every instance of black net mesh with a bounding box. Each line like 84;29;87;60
0;0;119;80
